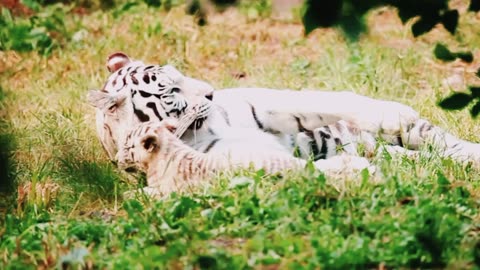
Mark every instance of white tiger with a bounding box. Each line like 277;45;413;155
87;53;480;192
117;120;375;197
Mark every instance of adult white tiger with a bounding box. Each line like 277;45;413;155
87;53;480;176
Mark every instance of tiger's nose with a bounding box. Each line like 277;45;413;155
205;91;214;101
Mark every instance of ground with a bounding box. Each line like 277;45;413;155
1;1;480;269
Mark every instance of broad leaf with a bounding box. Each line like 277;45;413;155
438;92;473;110
470;100;480;118
470;0;480;11
143;0;161;7
455;51;474;63
338;14;366;41
302;0;342;35
398;8;417;24
440;9;458;35
412;16;438;37
434;43;455;61
470;87;480;98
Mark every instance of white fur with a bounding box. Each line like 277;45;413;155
87;54;480;195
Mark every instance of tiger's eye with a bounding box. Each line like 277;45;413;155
171;87;181;93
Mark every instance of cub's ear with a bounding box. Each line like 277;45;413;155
141;135;159;153
87;90;127;114
107;52;131;73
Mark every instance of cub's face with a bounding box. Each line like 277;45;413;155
116;120;178;172
87;52;214;163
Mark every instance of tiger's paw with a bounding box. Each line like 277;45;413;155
348;100;419;135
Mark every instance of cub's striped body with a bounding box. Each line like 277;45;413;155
118;120;373;196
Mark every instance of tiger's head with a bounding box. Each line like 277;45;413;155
87;52;214;162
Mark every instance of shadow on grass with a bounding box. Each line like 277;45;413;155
0;127;16;194
57;152;124;202
0;85;16;194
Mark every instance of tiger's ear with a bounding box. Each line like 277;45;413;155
107;52;131;73
87;90;127;114
141;135;159;153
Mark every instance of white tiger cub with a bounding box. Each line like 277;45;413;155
117;120;375;197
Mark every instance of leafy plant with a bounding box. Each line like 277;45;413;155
438;86;480;118
301;0;478;40
434;43;473;63
435;43;480;118
0;5;69;55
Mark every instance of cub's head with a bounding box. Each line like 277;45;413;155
116;120;178;172
87;52;214;162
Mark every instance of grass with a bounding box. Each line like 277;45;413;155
1;1;480;268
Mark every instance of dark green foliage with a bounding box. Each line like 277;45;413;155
434;43;473;63
470;0;480;11
438;86;480;118
300;0;479;39
0;131;16;193
438;93;473;110
0;5;68;55
302;0;377;40
470;101;480;118
302;0;343;35
0;86;16;194
112;1;140;18
143;0;162;7
57;154;123;201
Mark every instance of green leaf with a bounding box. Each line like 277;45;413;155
470;87;480;98
440;9;458;35
470;100;480;118
113;1;139;18
143;0;162;7
302;0;342;35
338;14;366;41
398;8;417;24
437;171;451;186
470;0;480;12
412;16;437;37
434;43;456;62
434;43;473;63
438;92;473;110
454;51;474;63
